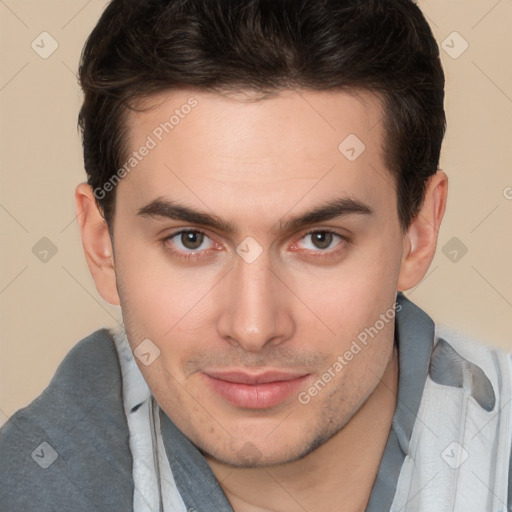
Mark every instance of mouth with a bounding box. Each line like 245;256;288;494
201;369;311;409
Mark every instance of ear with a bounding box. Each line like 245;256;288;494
397;170;448;291
75;183;120;306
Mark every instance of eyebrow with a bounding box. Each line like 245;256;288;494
137;196;373;235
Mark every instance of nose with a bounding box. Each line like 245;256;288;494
216;249;295;353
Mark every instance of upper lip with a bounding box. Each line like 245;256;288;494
203;369;309;385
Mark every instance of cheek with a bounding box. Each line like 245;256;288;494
114;247;221;392
115;240;218;334
293;260;398;406
287;247;400;349
301;319;395;433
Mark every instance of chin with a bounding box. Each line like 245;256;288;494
199;425;338;468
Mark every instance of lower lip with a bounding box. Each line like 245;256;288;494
202;373;310;409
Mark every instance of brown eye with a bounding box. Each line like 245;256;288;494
299;231;342;251
290;230;350;262
164;229;215;255
309;232;334;250
179;231;205;250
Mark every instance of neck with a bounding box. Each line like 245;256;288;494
205;345;399;512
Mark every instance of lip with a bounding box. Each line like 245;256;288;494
202;369;311;409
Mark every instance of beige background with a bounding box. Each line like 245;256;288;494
1;0;511;424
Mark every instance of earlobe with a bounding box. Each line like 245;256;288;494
397;170;448;292
75;183;120;306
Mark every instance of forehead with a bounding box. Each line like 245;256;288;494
124;87;385;162
117;88;394;228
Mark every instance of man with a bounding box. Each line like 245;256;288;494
1;0;511;511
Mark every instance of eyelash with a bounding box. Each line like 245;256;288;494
161;229;350;262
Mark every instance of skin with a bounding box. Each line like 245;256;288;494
75;88;447;511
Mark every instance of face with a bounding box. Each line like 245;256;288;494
109;88;407;467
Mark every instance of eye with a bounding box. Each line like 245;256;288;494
303;231;336;250
164;230;216;257
297;230;346;252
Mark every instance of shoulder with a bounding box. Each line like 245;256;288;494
434;322;512;357
0;328;133;511
431;323;512;511
431;323;512;395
